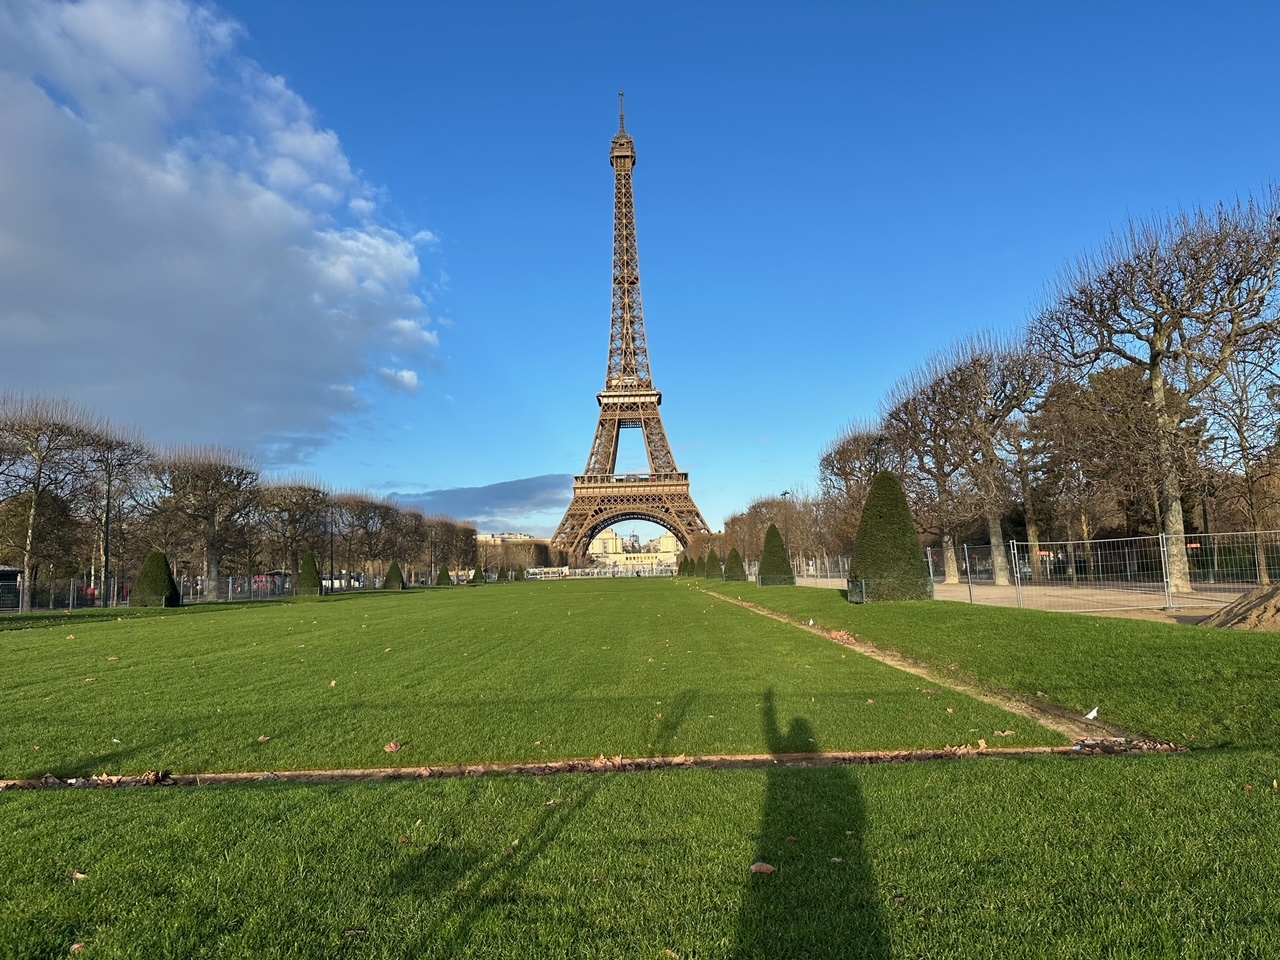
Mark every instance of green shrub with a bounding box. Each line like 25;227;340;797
384;561;404;590
435;566;452;586
515;566;525;581
470;565;485;585
133;549;181;607
705;548;721;580
849;470;931;602
758;524;794;586
724;547;747;581
498;565;508;582
296;552;321;596
694;556;706;578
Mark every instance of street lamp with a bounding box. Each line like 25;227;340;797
781;490;792;576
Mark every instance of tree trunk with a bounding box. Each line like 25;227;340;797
941;533;959;584
986;509;1011;585
1150;369;1193;593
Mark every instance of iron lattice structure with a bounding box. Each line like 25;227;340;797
551;98;711;555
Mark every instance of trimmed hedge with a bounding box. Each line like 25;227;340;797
849;470;931;602
133;549;181;607
384;560;404;590
757;523;794;586
705;548;721;580
470;565;485;585
724;547;747;581
297;552;321;596
694;556;706;578
435;566;452;586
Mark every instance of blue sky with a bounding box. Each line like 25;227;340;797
3;1;1279;537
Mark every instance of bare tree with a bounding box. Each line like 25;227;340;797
882;369;974;584
83;426;151;606
149;446;260;597
818;420;898;553
258;479;331;585
1033;193;1280;592
0;394;105;611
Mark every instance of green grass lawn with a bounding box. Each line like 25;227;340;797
0;582;1062;781
4;579;1280;957
703;581;1280;748
3;751;1278;958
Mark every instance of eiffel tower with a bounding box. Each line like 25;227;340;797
551;97;711;555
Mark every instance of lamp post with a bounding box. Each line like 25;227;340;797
781;489;792;576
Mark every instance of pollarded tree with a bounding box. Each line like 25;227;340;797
258;480;330;588
384;560;404;590
148;446;259;598
724;547;747;581
758;523;794;586
133;548;181;607
1033;192;1280;593
0;394;105;611
704;547;721;580
850;471;931;602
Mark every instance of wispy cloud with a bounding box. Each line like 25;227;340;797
0;0;440;460
390;474;574;536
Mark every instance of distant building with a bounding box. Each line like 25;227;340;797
588;527;679;567
475;532;535;544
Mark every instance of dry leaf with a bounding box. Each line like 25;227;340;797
70;945;85;956
69;871;88;882
830;857;843;863
329;680;337;687
786;835;797;843
398;835;410;843
977;738;988;751
257;735;271;743
384;741;401;753
866;699;875;705
1273;780;1279;791
1245;784;1254;792
749;862;775;874
66;635;75;640
946;707;955;714
83;678;97;684
344;929;366;938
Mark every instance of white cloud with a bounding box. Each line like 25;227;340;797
0;0;440;464
378;368;419;392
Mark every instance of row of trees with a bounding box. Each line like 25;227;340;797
728;192;1280;593
0;393;481;612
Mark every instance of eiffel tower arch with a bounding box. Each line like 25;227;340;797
551;97;711;556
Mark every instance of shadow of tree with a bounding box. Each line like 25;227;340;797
734;690;890;959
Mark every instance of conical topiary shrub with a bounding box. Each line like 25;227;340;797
498;565;508;582
515;566;525;581
694;555;706;578
757;523;794;586
724;547;747;582
705;547;721;580
133;549;181;607
470;564;485;584
297;551;321;597
384;560;404;590
849;470;931;602
436;565;452;586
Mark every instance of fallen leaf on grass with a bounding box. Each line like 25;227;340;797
398;835;410;843
66;635;75;640
946;707;954;714
329;680;337;688
257;735;271;743
977;738;988;751
384;741;401;753
70;945;85;956
831;857;843;863
750;862;775;874
994;730;1015;737
1245;785;1254;792
107;656;118;661
69;871;88;882
786;835;797;843
866;699;875;705
83;678;97;684
1274;780;1279;791
344;930;366;938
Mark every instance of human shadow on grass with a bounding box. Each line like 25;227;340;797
733;690;890;960
390;775;605;956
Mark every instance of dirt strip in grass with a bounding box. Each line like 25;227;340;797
0;737;1184;791
709;589;1138;743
